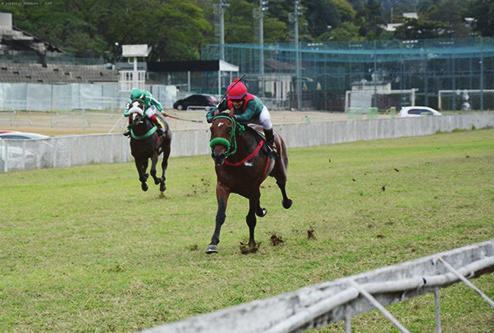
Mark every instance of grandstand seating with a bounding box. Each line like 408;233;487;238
0;62;118;84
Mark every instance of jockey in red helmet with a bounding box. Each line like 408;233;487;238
211;79;277;156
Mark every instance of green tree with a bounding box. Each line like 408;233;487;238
305;0;355;38
393;18;450;39
317;21;362;41
359;0;385;39
423;0;470;38
469;0;494;37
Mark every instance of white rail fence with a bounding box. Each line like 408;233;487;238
0;82;178;111
1;112;494;173
141;240;494;333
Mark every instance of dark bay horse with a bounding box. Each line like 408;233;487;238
127;102;172;195
206;113;292;254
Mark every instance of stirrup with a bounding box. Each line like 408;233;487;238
264;143;277;158
269;147;278;158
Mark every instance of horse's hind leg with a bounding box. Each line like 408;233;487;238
255;191;267;217
159;139;171;193
270;140;292;209
150;155;159;185
135;159;149;192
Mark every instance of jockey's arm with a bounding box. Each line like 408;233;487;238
234;100;256;122
217;99;228;111
149;97;163;112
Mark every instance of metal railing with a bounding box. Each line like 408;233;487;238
141;240;494;333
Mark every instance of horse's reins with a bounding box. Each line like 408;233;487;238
161;112;205;123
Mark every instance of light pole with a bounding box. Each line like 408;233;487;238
259;0;268;97
218;1;229;60
294;0;302;110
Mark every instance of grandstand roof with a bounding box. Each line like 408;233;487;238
148;60;239;72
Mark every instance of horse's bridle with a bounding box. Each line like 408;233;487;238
127;102;158;140
209;114;244;158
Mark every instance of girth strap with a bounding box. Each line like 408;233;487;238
224;139;265;167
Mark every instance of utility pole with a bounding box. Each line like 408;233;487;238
294;0;302;110
218;1;229;60
259;0;268;97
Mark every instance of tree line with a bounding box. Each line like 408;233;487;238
1;0;492;62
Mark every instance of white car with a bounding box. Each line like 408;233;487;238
0;131;50;171
0;130;49;140
399;106;442;117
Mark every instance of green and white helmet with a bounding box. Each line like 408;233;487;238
130;88;146;101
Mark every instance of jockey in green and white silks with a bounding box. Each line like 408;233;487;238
207;79;276;155
123;88;165;136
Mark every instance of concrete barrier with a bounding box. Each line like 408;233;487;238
1;112;493;172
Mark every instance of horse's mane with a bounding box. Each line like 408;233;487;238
212;114;265;143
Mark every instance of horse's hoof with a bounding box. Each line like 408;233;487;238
205;244;218;254
283;199;293;209
240;241;260;254
160;183;166;192
256;208;267;217
141;183;148;192
154;178;160;185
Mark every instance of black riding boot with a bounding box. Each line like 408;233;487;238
264;128;277;157
151;119;165;136
123;125;131;137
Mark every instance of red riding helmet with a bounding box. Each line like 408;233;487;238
227;80;248;100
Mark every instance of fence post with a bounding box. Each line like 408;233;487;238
434;287;442;333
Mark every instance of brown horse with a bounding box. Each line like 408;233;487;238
127;101;172;195
206;113;292;254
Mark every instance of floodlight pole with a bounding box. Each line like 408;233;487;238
219;1;229;60
294;0;302;110
259;0;268;98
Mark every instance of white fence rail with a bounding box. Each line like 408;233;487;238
141;240;494;333
0;82;178;111
1;112;493;173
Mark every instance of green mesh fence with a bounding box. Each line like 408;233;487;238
202;38;494;112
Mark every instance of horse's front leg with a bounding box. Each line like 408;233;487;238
206;183;230;254
246;190;260;251
135;159;149;192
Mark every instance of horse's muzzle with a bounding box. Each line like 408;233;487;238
211;146;227;166
212;152;226;166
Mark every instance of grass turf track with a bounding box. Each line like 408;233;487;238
0;129;493;332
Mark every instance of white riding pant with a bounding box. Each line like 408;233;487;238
253;105;272;130
144;105;158;118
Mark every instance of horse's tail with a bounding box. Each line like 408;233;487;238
274;132;288;170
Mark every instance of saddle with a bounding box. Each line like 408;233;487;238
245;124;274;157
246;124;265;141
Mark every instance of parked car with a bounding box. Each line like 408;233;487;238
173;94;218;111
399;106;442;117
0;130;49;140
0;131;50;171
